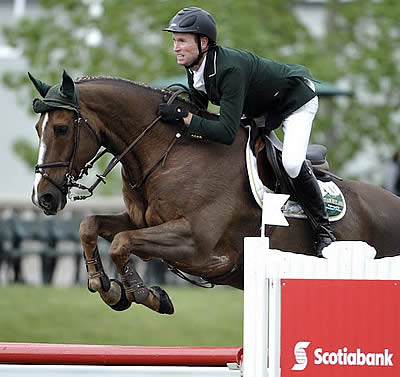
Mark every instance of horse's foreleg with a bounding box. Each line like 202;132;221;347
109;218;196;315
79;212;136;310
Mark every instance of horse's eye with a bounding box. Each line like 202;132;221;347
55;125;69;136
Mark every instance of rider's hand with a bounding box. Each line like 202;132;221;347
158;103;189;123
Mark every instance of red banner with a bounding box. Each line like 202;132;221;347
280;279;400;377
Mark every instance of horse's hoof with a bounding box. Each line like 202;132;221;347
108;279;132;312
151;286;174;315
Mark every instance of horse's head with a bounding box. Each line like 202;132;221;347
29;71;101;215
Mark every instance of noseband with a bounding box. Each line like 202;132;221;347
35;87;188;201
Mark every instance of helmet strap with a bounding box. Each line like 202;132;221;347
185;35;203;69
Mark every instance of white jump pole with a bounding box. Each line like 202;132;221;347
243;192;289;377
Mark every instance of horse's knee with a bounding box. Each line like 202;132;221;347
109;232;131;263
79;215;98;243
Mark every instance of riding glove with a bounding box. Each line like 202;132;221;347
158;103;188;123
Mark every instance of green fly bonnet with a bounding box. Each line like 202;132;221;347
28;70;80;113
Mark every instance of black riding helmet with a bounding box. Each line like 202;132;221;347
163;7;217;68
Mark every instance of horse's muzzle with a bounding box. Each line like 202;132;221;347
37;191;66;215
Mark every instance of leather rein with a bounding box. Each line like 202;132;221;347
35;88;187;201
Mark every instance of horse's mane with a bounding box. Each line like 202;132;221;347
76;75;172;97
75;75;213;118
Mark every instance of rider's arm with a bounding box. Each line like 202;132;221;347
184;67;246;145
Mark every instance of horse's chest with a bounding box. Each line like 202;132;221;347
141;198;176;227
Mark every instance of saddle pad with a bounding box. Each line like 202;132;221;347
245;127;346;222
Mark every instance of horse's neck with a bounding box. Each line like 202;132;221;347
80;81;247;195
80;82;177;177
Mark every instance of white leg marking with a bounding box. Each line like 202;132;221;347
33;113;49;206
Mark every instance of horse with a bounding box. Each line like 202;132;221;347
29;70;400;314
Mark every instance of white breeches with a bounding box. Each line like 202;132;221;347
281;79;318;178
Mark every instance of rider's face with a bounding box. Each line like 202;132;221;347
172;33;198;67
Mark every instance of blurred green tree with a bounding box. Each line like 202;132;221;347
3;0;399;188
330;0;400;182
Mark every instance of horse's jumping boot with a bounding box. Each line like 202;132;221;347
121;258;149;304
84;247;111;292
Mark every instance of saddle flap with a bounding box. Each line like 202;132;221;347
255;136;332;192
255;138;276;192
261;130;329;168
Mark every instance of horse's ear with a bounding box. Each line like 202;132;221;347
27;72;52;98
60;70;75;99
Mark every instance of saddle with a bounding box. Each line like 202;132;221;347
244;118;341;197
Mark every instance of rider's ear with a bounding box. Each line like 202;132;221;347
60;70;75;99
200;36;209;51
27;72;52;98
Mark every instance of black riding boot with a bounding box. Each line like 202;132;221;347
292;162;336;257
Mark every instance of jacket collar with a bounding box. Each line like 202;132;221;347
186;47;218;98
204;46;218;79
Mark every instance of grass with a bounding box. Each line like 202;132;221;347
0;285;243;347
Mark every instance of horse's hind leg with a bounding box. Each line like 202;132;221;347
118;257;174;314
79;212;136;311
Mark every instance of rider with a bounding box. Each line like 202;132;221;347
159;7;336;257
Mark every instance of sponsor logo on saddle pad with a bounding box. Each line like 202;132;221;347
282;181;346;222
292;341;394;370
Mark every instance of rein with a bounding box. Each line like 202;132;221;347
36;87;188;201
70;88;187;200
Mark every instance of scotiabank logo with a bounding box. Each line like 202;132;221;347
292;341;311;370
314;347;394;366
292;342;394;370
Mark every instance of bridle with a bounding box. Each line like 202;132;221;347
35;88;187;201
35;101;101;198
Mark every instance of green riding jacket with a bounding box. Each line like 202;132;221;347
186;45;316;144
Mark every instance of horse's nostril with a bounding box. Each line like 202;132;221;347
39;193;54;210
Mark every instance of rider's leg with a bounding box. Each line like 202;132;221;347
281;87;336;257
291;161;336;256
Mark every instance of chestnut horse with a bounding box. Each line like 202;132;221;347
29;71;400;314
